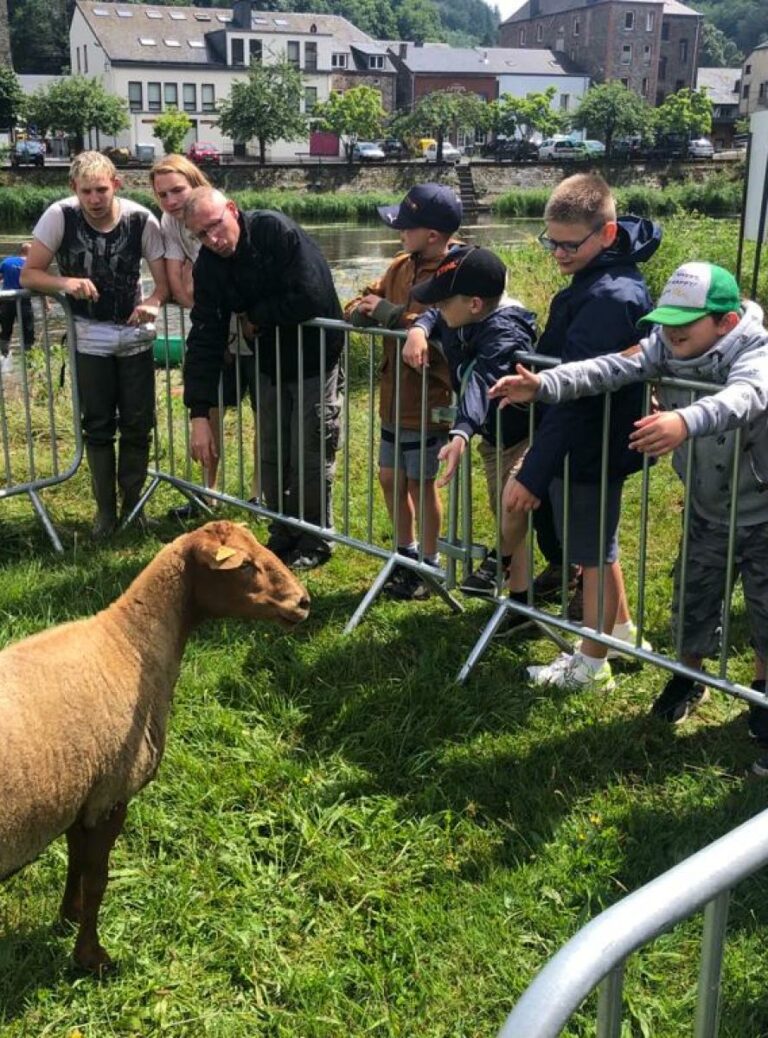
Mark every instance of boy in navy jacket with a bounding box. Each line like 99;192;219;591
496;173;661;689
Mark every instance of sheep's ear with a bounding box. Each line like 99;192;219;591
195;541;247;571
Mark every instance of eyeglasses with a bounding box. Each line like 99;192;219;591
538;226;602;255
193;206;228;243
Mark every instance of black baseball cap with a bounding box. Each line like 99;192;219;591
377;183;463;234
411;245;507;304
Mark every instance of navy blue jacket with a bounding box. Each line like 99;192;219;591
516;216;661;499
413;301;537;448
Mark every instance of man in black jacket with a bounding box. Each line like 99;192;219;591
183;187;343;569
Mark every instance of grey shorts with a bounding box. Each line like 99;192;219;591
549;477;622;567
379;424;448;481
673;511;768;660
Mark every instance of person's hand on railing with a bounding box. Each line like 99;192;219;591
488;364;541;407
62;277;99;302
403;327;429;368
127;300;160;325
356;293;384;317
504;477;540;513
629;411;688;457
189;417;218;469
436;435;466;488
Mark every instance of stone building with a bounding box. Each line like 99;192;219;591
740;41;768;120
498;0;702;104
696;66;740;148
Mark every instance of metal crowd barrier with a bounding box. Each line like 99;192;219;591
498;805;768;1038
0;289;81;552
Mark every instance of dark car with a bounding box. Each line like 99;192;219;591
481;137;539;162
375;138;409;160
645;133;688;161
11;139;45;168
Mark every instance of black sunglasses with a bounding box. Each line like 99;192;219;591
537;226;603;255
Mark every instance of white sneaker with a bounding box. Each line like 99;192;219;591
527;651;616;692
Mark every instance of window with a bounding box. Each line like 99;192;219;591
305;41;318;71
83;44;88;72
746;64;752;74
76;47;80;73
164;83;178;107
641;77;648;96
559;93;570;111
570;48;576;61
621;43;632;63
249;39;262;64
620;77;629;87
369;54;384;70
679;38;688;62
304;86;317;113
201;84;215;111
743;84;750;99
624;12;634;29
146;10;162;18
189;40;205;48
331;52;347;68
139;37;157;46
661;21;669;40
573;16;580;35
194;12;211;20
518;28;525;44
232;38;244;65
759;83;766;99
217;14;231;22
646;12;654;31
286;40;300;67
169;11;186;19
659;55;667;80
128;82;142;111
147;82;161;112
92;6;108;13
274;17;288;25
183;83;196;112
643;43;651;62
116;8;132;16
536;23;543;41
163;39;181;47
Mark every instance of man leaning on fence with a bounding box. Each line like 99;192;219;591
182;187;344;570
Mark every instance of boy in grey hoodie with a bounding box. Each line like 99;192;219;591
489;262;768;762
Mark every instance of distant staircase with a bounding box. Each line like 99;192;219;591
456;164;480;219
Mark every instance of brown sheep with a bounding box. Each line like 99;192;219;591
0;520;310;973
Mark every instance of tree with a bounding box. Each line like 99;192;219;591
397;0;441;43
8;0;68;74
313;85;385;164
699;21;743;67
572;82;653;159
491;86;568;143
152;109;194;156
0;63;24;132
654;87;713;138
217;60;307;165
26;76;129;153
403;87;491;161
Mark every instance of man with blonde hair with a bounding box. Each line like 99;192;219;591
182;186;343;569
22;150;168;537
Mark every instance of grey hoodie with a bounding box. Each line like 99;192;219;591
534;300;768;525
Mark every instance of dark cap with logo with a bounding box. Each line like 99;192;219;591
410;245;507;304
377;183;463;234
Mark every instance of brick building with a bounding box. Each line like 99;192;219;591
498;0;702;105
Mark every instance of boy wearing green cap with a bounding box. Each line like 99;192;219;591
489;261;768;755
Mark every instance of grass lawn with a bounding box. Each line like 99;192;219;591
1;217;768;1037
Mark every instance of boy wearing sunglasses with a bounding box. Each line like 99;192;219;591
495;173;661;689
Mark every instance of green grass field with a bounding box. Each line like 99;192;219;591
1;217;768;1037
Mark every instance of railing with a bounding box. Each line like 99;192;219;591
498;806;768;1038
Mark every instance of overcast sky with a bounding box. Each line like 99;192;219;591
493;0;526;24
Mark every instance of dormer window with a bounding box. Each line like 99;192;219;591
369;54;384;69
331;52;347;68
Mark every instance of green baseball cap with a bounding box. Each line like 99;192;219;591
640;262;741;326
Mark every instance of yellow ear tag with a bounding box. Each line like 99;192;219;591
215;546;237;562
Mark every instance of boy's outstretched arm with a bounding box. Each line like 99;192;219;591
488;364;541;405
629;411;688;456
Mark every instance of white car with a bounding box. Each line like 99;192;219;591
538;138;589;162
688;137;714;159
352;141;385;162
425;141;461;164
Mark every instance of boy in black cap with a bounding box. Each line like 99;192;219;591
403;245;547;610
344;183;462;600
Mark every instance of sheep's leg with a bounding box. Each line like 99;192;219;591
67;803;127;973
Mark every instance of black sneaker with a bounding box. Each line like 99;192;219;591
288;546;332;571
383;566;431;601
167;501;201;521
650;676;709;724
460;550;507;598
534;563;580;603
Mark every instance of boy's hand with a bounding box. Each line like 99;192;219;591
190;417;218;469
357;293;384;316
403;327;429;368
504;477;540;513
629;411;688;457
127;301;159;325
436;436;466;488
488;364;541;407
63;277;99;302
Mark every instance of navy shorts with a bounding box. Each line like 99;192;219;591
548;477;623;567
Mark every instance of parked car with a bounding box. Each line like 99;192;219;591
425;141;461;164
187;141;221;165
481;137;539;162
688;137;714;160
11;139;45;168
375;138;408;160
582;139;606;157
415;137;438;156
645;133;688;160
353;141;385;162
538;138;589;162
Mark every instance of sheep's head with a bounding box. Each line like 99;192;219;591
186;521;310;628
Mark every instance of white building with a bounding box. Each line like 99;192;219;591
69;0;396;159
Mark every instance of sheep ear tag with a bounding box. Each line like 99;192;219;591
213;545;245;570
